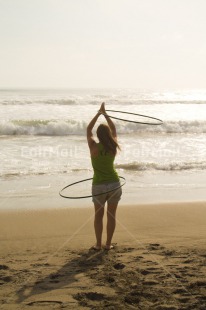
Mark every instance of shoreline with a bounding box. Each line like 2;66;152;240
1;168;206;212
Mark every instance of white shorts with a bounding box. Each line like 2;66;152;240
92;181;122;206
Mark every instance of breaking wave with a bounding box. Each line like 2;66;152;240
115;160;206;171
1;119;206;136
0;99;77;105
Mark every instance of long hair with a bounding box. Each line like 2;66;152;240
96;124;120;155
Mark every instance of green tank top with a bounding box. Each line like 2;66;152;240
91;143;119;185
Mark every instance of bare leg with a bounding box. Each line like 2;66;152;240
94;203;104;249
106;204;118;249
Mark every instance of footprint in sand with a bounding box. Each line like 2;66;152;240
0;276;12;283
31;263;50;267
0;265;12;284
140;269;151;275
117;247;135;253
183;258;195;263
124;292;140;305
147;243;162;250
189;280;206;288
146;267;161;271
143;280;159;285
177;296;191;303
135;255;144;260
162;250;175;256
106;276;115;283
74;292;105;302
113;263;125;270
140;267;161;275
0;265;9;270
27;300;63;306
49;273;60;283
49;273;59;279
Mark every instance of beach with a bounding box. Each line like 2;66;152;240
1;89;206;309
1;0;206;307
0;202;206;309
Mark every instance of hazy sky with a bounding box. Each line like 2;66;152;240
0;0;206;89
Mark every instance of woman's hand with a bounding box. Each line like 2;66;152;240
99;102;106;114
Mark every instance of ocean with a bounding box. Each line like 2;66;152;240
1;88;206;209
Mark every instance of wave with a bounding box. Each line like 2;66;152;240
1;99;206;106
0;99;77;105
0;168;91;179
115;160;206;171
1;119;206;136
1;161;205;180
0;171;49;178
118;120;206;134
0;119;87;136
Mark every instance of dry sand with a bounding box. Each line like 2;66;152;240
0;202;206;309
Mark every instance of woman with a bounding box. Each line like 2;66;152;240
87;102;122;250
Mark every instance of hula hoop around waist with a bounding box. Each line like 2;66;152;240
59;176;126;199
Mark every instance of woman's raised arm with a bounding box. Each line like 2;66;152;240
87;111;101;148
100;102;117;138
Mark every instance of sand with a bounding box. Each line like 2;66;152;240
0;202;206;309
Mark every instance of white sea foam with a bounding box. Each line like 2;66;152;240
2;159;206;179
1;119;206;136
115;160;206;171
1;89;206;183
0;99;77;105
1;88;206;106
1;98;206;106
0;119;87;136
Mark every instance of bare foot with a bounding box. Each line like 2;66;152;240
91;245;102;251
104;244;114;250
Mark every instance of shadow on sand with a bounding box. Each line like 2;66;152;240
16;247;112;304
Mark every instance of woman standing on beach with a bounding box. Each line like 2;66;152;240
87;102;122;250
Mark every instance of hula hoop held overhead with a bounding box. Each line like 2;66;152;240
104;109;163;125
59;176;126;199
